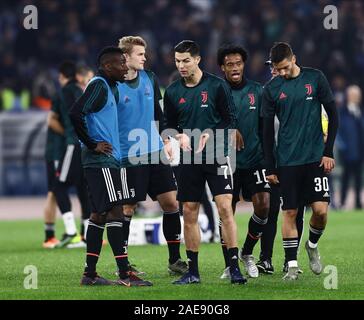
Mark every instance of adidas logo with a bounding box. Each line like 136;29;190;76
187;258;192;262
179;97;186;104
306;97;313;100
231;255;238;260
124;96;130;103
264;183;270;189
323;192;330;197
225;184;232;190
279;92;287;100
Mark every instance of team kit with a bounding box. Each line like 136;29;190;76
45;36;338;286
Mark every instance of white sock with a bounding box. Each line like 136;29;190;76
62;212;77;235
288;260;298;268
83;219;89;240
308;240;318;249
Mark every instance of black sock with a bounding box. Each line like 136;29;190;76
123;215;132;266
44;223;55;241
84;220;105;278
283;237;299;264
219;219;229;268
163;210;181;264
260;190;280;261
106;220;128;279
260;215;278;261
80;223;85;240
228;247;240;271
309;224;324;244
186;250;199;276
242;213;268;255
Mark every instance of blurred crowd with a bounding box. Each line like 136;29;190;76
0;0;363;207
1;0;364;107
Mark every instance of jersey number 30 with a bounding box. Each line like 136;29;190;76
314;177;329;192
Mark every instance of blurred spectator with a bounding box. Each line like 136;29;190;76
32;68;57;110
0;85;30;112
337;85;364;209
1;0;364;93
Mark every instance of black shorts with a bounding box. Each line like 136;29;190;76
233;166;271;204
56;144;83;185
46;160;59;192
123;163;177;204
84;167;136;214
278;162;330;210
176;157;234;202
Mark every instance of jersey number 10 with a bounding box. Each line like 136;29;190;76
254;169;268;185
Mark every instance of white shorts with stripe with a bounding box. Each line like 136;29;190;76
84;167;136;214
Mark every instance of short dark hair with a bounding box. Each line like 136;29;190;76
217;44;248;66
59;61;76;79
174;40;200;57
270;42;293;64
76;64;93;76
97;46;123;66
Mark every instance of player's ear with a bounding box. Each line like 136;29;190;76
195;55;201;65
221;65;225;73
104;63;112;72
292;55;296;64
123;52;131;63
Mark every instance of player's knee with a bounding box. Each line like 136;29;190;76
284;210;298;220
106;205;123;221
217;201;233;218
183;204;198;225
313;209;327;219
183;215;198;226
160;200;178;213
90;212;105;225
255;204;269;218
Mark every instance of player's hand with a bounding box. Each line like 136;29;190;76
266;174;279;184
320;156;335;174
231;129;244;151
94;141;113;156
195;133;210;153
163;139;174;161
176;133;192;152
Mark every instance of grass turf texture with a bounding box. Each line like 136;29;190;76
0;210;363;300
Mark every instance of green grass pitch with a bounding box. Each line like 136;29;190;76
0;210;363;300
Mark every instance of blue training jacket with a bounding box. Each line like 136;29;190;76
117;70;163;161
85;76;122;162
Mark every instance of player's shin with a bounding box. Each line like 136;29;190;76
219;218;230;268
282;210;299;267
163;210;182;264
84;219;105;277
